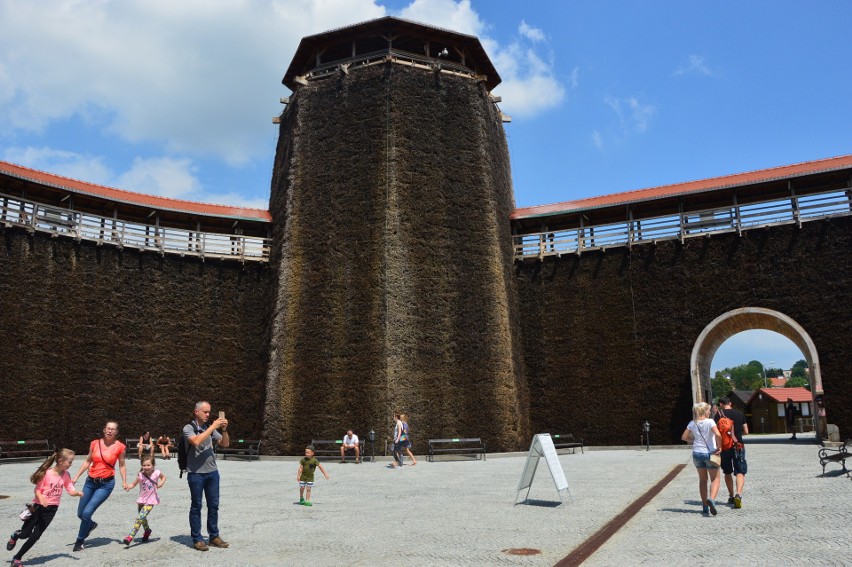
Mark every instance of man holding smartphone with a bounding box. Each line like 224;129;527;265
184;401;229;551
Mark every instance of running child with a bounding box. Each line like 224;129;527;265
296;445;329;506
122;454;165;546
7;449;82;567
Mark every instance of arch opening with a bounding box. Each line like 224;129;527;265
691;307;824;435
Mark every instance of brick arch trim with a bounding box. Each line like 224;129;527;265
690;307;822;412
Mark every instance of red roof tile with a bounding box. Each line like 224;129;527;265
0;160;271;222
511;155;852;220
749;387;813;404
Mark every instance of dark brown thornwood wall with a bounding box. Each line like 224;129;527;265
0;230;271;454
2;69;849;456
517;217;852;444
264;64;528;454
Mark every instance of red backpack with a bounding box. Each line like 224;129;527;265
717;409;739;451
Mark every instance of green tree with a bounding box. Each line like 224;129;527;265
785;375;809;389
711;375;733;401
791;359;808;379
728;360;766;391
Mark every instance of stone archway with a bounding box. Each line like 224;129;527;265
690;307;823;433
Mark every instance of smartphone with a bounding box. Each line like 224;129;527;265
219;411;225;420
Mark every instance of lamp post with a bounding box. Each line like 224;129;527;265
642;421;650;451
760;360;775;388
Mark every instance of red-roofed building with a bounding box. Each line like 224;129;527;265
768;377;787;388
747;387;813;434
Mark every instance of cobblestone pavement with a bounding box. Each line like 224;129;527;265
0;433;847;566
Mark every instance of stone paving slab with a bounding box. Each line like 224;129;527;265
0;433;846;566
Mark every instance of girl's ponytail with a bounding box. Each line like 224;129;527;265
30;453;56;485
30;448;75;484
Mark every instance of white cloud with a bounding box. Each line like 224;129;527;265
0;0;568;201
518;20;545;42
605;96;656;134
591;130;603;150
117;157;201;199
567;66;580;90
0;0;387;165
397;0;485;35
2;147;113;185
674;54;713;77
396;1;566;119
490;41;565;118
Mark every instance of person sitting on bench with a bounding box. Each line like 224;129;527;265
138;432;155;460
340;430;360;463
156;435;172;460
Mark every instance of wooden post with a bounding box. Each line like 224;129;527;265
789;182;801;228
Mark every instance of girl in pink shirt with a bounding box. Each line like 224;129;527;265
7;448;82;567
122;454;166;546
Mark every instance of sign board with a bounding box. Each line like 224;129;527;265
515;433;571;504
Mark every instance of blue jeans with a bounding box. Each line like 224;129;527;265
187;470;220;542
76;476;115;542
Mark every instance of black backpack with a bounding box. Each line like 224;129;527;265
178;421;198;478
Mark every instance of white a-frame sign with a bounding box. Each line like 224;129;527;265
515;433;572;505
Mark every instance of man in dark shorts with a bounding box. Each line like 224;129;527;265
714;397;748;509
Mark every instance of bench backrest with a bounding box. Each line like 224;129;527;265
429;438;482;444
0;439;51;446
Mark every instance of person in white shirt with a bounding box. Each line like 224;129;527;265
340;430;360;464
682;402;722;516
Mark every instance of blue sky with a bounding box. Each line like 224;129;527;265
2;0;844;373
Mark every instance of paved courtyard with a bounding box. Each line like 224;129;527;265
0;433;847;566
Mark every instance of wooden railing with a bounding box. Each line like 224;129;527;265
301;47;482;84
0;193;271;262
514;188;852;260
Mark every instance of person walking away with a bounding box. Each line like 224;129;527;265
400;413;417;465
7;449;82;566
714;396;749;509
297;445;329;506
184;401;230;551
682;402;722;516
785;398;798;440
72;421;129;551
390;413;404;469
122;454;166;546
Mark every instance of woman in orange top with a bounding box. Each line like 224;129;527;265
71;421;129;552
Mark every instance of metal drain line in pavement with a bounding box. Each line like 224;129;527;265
555;464;687;567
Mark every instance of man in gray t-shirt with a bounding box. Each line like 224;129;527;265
184;401;230;551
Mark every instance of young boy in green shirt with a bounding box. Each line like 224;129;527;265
296;446;329;506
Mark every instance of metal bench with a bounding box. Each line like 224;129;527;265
427;438;486;462
0;439;56;462
818;439;850;477
217;438;262;461
551;433;584;454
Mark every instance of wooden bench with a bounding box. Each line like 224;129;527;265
427;438;486;462
310;439;365;461
818;439;851;476
0;439;56;462
216;438;262;461
551;433;584;454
